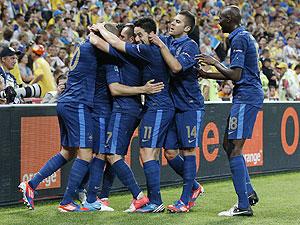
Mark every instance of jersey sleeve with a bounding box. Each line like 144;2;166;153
175;41;199;72
230;36;248;69
125;43;152;62
105;64;120;84
108;45;127;62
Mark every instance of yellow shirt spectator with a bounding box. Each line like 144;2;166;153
32;57;56;97
50;0;64;10
10;62;23;85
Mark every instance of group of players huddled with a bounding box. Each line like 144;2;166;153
19;5;262;217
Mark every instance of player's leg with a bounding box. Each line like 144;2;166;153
98;163;116;206
138;109;174;213
164;122;203;209
105;112;148;212
19;102;78;210
58;104;94;212
83;115;109;211
218;104;260;217
167;110;204;213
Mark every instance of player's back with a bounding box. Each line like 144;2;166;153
125;43;174;111
59;40;99;108
229;27;264;108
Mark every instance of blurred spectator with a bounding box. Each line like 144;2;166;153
18;53;33;83
30;44;56;97
262;58;277;88
276;62;299;101
42;73;67;104
283;37;298;66
268;86;279;101
218;81;233;101
199;78;220;101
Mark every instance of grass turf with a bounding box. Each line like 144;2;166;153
1;171;300;225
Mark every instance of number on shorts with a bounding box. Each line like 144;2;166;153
229;117;238;130
106;131;112;144
186;126;197;139
143;126;152;140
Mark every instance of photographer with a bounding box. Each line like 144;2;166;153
0;46;20;104
0;46;42;104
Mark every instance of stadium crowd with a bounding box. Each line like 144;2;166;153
0;0;299;104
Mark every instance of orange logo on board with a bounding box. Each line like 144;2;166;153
20;116;61;190
243;111;263;167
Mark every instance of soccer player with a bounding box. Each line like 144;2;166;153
82;23;164;212
18;30;117;211
95;18;175;213
197;6;262;216
149;10;205;213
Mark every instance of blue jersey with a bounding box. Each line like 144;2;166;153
229;26;264;108
93;63;116;116
125;43;173;110
59;40;99;108
107;46;143;115
163;35;204;111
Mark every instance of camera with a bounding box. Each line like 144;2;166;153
0;83;41;104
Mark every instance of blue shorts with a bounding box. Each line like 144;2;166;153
104;112;140;155
227;104;260;140
164;110;205;149
92;115;110;154
139;109;174;148
57;102;93;148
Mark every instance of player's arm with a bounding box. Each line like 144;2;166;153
94;23;126;53
197;54;241;81
109;80;164;96
89;31;109;53
198;67;229;80
149;34;182;73
105;65;164;96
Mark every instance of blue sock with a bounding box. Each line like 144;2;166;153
229;155;249;209
99;163;116;199
61;158;89;205
180;155;197;205
112;160;141;199
86;158;105;203
167;155;199;190
78;170;89;191
143;160;162;205
242;156;254;195
29;153;67;190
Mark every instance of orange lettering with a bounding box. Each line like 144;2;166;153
202;122;219;162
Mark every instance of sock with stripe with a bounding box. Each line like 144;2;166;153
99;163;116;199
180;155;197;205
86;158;106;203
60;158;89;205
167;154;200;191
242;156;254;195
112;159;141;199
230;155;249;209
143;160;162;205
29;153;67;190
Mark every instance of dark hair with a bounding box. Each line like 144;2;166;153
124;24;135;38
295;64;300;70
15;13;24;20
134;17;156;34
179;10;195;34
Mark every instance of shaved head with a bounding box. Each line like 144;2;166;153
219;5;242;33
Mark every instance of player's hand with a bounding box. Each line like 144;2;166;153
88;31;99;45
197;68;209;79
196;54;218;66
143;79;164;94
149;34;165;48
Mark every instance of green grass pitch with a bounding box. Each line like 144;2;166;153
1;172;300;225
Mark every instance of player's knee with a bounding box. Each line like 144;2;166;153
164;150;179;161
60;147;77;161
223;140;234;158
77;148;93;162
106;154;121;164
140;148;156;162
